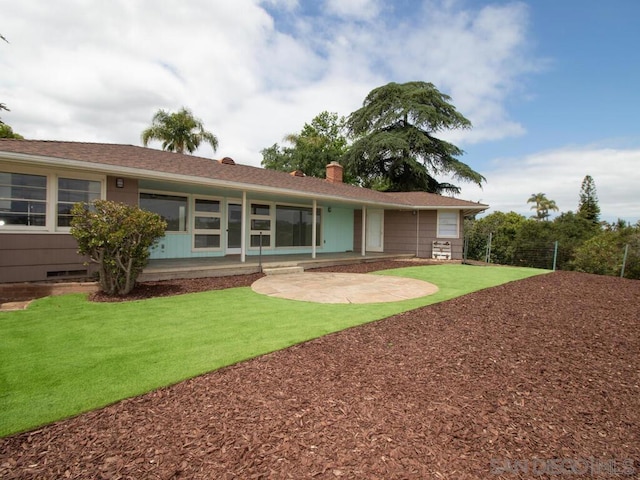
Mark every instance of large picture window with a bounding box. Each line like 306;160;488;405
437;210;459;238
0;172;47;227
140;193;188;232
57;177;102;227
275;205;321;247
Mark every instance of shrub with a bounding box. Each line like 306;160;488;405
572;228;640;279
70;200;167;295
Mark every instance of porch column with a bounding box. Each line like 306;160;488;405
361;206;366;256
416;209;420;257
312;199;317;259
241;191;247;263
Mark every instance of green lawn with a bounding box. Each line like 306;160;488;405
0;264;546;437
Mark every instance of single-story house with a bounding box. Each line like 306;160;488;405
0;139;487;283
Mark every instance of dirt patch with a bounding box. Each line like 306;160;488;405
1;267;639;479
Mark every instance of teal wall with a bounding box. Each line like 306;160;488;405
150;234;225;259
149;204;356;260
322;206;354;252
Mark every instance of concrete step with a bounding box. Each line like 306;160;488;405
262;266;304;275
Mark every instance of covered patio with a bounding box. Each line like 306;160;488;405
140;252;417;282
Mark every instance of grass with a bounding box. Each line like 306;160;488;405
0;264;547;437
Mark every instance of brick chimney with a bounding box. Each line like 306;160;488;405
326;161;343;184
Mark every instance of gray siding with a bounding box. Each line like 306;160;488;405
0;234;91;283
106;176;139;205
354;209;465;259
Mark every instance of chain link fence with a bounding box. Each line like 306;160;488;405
463;235;635;277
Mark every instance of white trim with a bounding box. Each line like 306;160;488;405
365;209;384;252
436;210;460;238
191;195;223;252
312;199;317;259
225;199;243;255
0;164;106;233
241;191;247;262
361;207;366;256
1;154;488;212
55;173;104;232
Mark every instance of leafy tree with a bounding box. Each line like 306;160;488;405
572;224;640;279
343;81;484;193
0;123;24;139
577;174;600;223
511;219;557;268
527;192;559;221
141;107;218;155
550;210;600;269
464;211;526;264
70;200;167;295
261;111;352;181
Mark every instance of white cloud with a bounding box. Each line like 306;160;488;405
1;0;538;164
454;146;640;223
380;1;539;144
325;0;382;20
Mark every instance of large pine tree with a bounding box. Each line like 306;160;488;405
577;175;600;223
343;81;484;194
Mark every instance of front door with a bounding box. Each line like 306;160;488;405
366;209;384;252
226;202;242;254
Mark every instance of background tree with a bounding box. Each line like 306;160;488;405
70;200;167;295
261;111;351;181
464;211;526;264
0;123;24;139
141;107;218;155
527;192;559;221
343;81;484;193
577;174;600;223
572;223;639;279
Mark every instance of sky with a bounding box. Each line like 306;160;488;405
1;0;639;223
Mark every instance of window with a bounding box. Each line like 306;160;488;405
0;172;47;227
250;203;271;248
193;198;221;249
57;177;102;227
437;211;459;238
140;193;188;231
276;205;321;247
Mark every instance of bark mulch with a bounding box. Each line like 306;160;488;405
1;265;639;479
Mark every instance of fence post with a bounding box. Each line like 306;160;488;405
552;240;558;271
620;243;629;278
485;232;492;264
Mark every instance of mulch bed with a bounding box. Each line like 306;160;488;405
1;264;639;479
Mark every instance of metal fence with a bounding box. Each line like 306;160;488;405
463;235;634;277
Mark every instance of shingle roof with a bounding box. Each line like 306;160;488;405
0;139;487;211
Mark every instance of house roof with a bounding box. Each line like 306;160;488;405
0;139;488;213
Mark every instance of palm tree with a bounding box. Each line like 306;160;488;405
527;192;559;221
141;107;218;155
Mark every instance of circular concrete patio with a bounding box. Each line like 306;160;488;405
251;272;438;304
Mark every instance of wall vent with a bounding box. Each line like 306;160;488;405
219;157;236;165
46;269;88;278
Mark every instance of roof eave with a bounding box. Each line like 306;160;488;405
1;151;489;211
